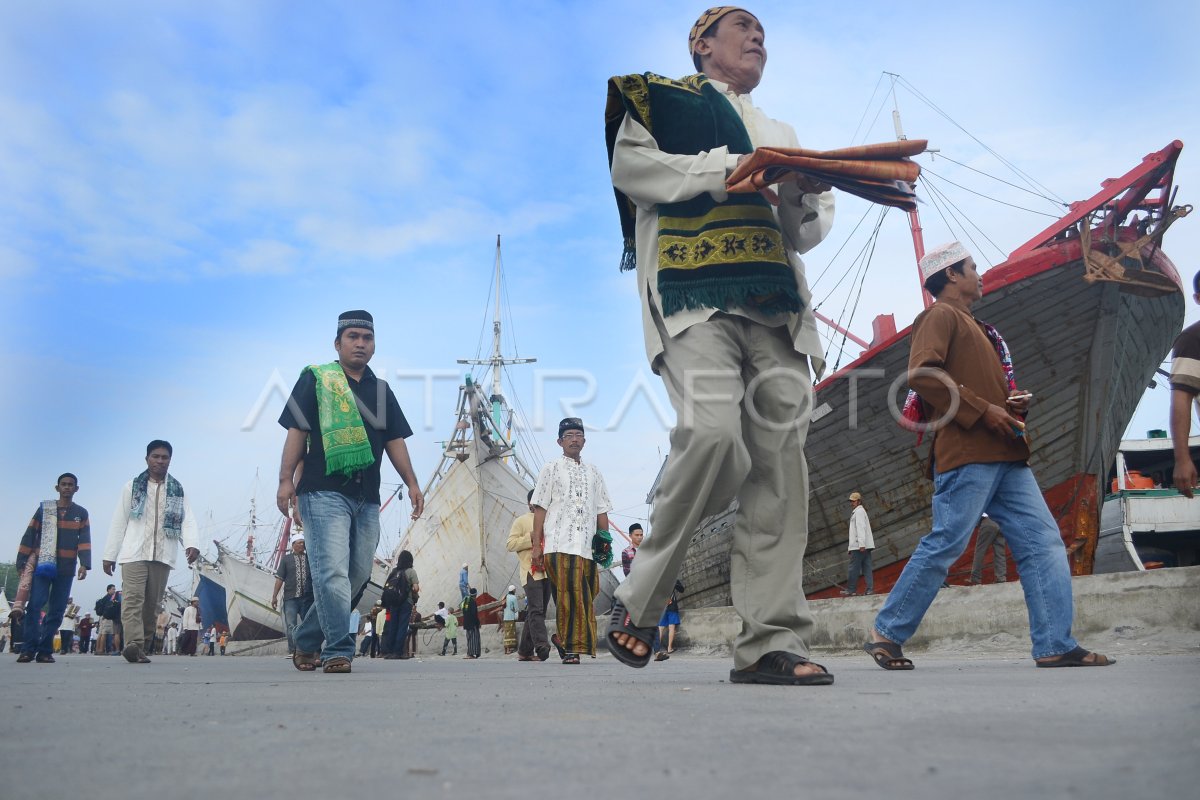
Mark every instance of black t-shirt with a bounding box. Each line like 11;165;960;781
278;365;413;503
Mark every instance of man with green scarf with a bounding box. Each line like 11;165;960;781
277;310;424;674
605;7;834;685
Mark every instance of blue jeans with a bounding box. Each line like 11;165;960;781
282;595;313;654
293;492;380;662
874;461;1078;659
381;600;412;655
847;550;874;593
22;570;74;656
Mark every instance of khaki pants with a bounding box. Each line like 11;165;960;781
120;560;171;652
615;313;816;669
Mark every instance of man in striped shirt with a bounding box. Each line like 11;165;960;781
14;473;90;663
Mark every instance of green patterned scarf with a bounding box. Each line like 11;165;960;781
308;362;375;477
605;72;800;317
130;472;185;539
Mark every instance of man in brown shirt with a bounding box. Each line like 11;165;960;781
864;241;1113;670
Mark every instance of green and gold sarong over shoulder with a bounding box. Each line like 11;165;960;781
307;362;375;477
605;72;799;317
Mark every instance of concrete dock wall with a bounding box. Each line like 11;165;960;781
670;566;1200;655
228;567;1200;657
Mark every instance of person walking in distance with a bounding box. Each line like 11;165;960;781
104;441;200;664
842;492;875;596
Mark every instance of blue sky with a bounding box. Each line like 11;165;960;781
3;0;1198;610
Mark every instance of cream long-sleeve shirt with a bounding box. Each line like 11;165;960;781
610;78;835;376
506;512;536;585
104;476;199;567
847;505;875;551
182;605;199;631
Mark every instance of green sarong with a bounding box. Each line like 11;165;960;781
307;362;374;477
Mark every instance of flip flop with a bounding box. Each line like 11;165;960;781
862;639;915;670
604;601;656;668
729;651;834;685
562;654;580;665
1035;646;1115;668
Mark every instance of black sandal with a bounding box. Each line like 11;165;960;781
550;633;567;660
604;601;656;668
863;639;915;670
729;651;834;685
1035;646;1115;668
562;653;580;665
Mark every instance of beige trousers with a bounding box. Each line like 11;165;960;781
120;560;171;651
614;313;815;669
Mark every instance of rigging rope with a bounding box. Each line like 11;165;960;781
850;72;888;145
921;165;1062;218
809;201;876;292
892;75;1066;210
929;153;1069;207
813;211;884;303
921;176;998;266
923;177;1007;264
829;207;888;372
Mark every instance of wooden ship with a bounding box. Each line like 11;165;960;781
396;237;539;621
679;140;1190;606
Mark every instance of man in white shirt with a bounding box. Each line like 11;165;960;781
843;492;875;596
104;440;199;664
180;597;201;656
530;418;613;663
605;6;833;686
103;441;199;666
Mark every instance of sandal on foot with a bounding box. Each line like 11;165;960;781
562;654;580;665
1035;646;1115;668
550;633;568;660
516;654;536;662
603;601;656;668
654;651;670;662
863;639;914;670
322;656;352;674
729;651;834;685
292;650;320;672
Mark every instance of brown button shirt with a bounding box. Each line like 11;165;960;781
908;297;1030;474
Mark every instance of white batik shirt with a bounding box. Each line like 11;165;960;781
531;456;613;559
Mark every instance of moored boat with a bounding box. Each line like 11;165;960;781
396;237;540;621
1095;434;1200;573
680;140;1190;605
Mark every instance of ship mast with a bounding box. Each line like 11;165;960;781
456;235;537;587
458;235;537;434
887;74;931;309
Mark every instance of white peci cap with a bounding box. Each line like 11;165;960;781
919;241;971;284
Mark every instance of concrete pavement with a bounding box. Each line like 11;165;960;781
2;647;1197;800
